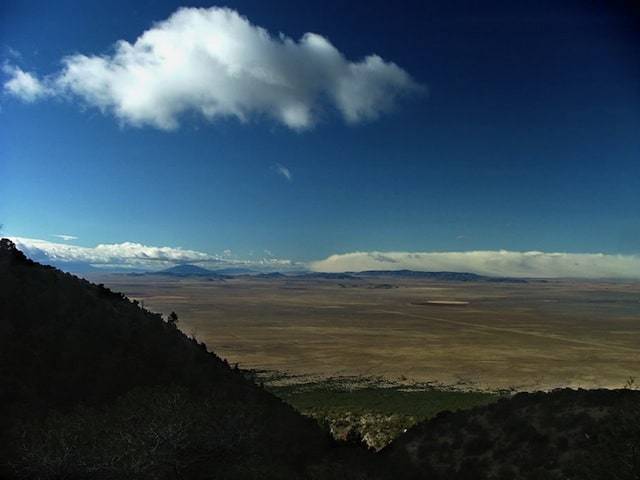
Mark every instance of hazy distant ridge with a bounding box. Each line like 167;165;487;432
150;266;528;282
352;270;528;283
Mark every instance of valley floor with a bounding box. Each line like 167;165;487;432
91;274;640;391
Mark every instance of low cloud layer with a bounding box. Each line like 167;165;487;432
310;250;640;279
10;237;291;271
9;238;640;278
3;7;421;130
12;237;214;268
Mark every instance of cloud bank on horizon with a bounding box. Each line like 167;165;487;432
3;7;422;130
8;237;640;278
10;237;292;271
310;250;640;279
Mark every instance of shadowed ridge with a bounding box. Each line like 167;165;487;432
0;239;388;479
382;388;640;480
0;239;238;413
0;237;33;265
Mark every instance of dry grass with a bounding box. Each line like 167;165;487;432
89;274;640;391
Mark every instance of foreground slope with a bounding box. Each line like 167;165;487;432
0;239;383;479
383;388;640;480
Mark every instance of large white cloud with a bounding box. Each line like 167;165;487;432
9;236;293;271
310;250;640;279
3;7;422;130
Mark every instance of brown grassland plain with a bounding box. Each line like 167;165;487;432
90;275;640;391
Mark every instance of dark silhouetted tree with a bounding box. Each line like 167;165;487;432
168;311;179;327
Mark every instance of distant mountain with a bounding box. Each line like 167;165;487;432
153;267;527;283
298;272;359;280
211;267;257;275
158;263;218;276
38;260;149;275
47;260;103;274
353;270;527;283
255;271;287;279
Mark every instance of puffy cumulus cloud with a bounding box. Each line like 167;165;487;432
2;65;49;102
3;7;422;130
310;250;640;279
10;237;294;271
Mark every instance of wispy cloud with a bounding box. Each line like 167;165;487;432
272;163;292;182
52;234;78;241
10;237;293;271
310;250;640;279
3;7;422;130
5;47;22;59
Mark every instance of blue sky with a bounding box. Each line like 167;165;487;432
1;0;639;275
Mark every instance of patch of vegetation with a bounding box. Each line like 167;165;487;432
261;374;499;449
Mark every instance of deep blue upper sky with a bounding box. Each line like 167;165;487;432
1;0;639;262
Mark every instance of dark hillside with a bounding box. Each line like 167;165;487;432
0;242;235;413
0;239;385;479
383;388;640;480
